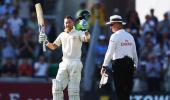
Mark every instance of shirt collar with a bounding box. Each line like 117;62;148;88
114;29;125;34
70;27;76;33
65;27;76;34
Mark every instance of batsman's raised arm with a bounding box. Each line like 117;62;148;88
46;43;58;50
77;19;90;42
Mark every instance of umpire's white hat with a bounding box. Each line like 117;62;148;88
106;15;126;25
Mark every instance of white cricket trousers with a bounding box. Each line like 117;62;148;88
52;58;83;100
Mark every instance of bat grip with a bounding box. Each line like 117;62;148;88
39;26;46;52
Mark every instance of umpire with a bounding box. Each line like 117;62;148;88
101;15;138;100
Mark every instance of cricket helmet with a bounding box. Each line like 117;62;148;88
77;10;90;20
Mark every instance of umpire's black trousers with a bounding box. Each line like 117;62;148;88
112;56;135;100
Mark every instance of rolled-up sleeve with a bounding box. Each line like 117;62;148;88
53;33;62;46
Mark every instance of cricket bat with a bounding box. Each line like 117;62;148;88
35;3;46;52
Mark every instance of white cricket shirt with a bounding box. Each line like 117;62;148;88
53;27;89;60
102;29;138;66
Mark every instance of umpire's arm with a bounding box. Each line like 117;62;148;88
102;35;117;67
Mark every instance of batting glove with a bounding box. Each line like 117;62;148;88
79;19;89;31
39;34;48;44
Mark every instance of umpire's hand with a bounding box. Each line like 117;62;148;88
100;66;107;75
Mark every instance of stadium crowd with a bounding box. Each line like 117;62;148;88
0;0;170;93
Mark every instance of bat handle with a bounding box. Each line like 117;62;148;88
43;42;46;52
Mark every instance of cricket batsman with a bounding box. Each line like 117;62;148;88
39;15;90;100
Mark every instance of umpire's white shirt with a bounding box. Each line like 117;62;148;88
53;27;88;60
102;29;138;66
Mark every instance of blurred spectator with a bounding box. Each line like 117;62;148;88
162;32;170;45
163;51;170;91
112;8;120;15
145;54;163;92
0;19;6;40
4;0;13;5
27;12;39;43
141;15;155;34
126;9;141;32
47;56;59;78
133;62;147;92
6;27;14;42
157;13;170;34
4;1;16;16
45;20;57;42
150;8;158;26
89;1;105;34
1;58;17;77
140;34;154;60
18;0;32;24
148;31;157;45
0;1;6;15
153;34;168;57
75;2;87;19
95;35;107;66
18;58;33;77
13;0;19;7
27;12;38;32
1;41;17;59
33;55;48;77
18;32;34;59
7;9;23;39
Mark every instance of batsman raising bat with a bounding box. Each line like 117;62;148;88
35;3;46;52
35;3;90;99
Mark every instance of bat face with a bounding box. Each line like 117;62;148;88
35;3;44;26
35;3;45;35
35;3;46;52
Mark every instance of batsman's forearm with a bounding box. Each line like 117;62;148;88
46;43;58;50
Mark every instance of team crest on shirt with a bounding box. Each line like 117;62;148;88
121;40;132;46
